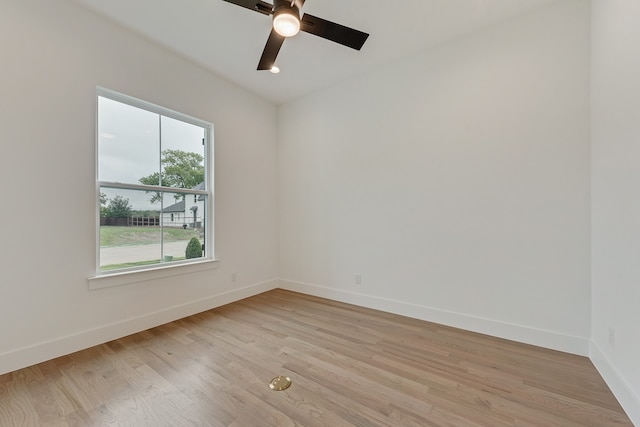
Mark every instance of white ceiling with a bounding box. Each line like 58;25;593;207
74;0;557;105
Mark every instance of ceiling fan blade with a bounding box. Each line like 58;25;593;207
258;29;286;70
221;0;273;16
300;13;369;50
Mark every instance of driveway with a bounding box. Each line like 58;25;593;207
100;240;194;266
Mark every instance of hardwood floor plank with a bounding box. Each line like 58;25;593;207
0;289;633;426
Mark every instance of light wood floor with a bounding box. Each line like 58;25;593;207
0;289;633;426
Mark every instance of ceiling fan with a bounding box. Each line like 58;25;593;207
222;0;369;71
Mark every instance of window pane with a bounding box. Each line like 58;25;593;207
99;187;162;271
159;116;206;190
98;96;160;185
161;191;205;260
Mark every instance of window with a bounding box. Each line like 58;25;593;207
96;88;212;274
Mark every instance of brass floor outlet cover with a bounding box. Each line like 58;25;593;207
269;376;291;391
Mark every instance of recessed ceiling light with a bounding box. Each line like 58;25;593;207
270;66;280;74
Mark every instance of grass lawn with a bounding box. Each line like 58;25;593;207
100;226;200;247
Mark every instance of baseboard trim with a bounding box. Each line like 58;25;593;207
590;342;640;426
0;279;278;375
278;279;590;356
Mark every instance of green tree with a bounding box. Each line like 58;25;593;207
99;192;109;218
106;195;133;218
139;149;204;203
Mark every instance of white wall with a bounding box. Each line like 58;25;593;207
0;0;278;374
591;0;640;423
278;0;591;355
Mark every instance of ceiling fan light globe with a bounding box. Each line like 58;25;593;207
273;12;300;37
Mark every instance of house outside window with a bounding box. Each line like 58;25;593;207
96;88;213;274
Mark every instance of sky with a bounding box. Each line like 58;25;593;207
98;96;207;211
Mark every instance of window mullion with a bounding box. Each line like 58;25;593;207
159;114;164;261
100;181;207;194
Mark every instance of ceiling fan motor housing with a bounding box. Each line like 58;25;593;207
272;0;301;38
273;0;300;22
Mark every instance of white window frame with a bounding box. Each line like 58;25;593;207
89;87;217;289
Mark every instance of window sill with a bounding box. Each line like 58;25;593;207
88;259;219;290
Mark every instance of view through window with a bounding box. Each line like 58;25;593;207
97;89;212;273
